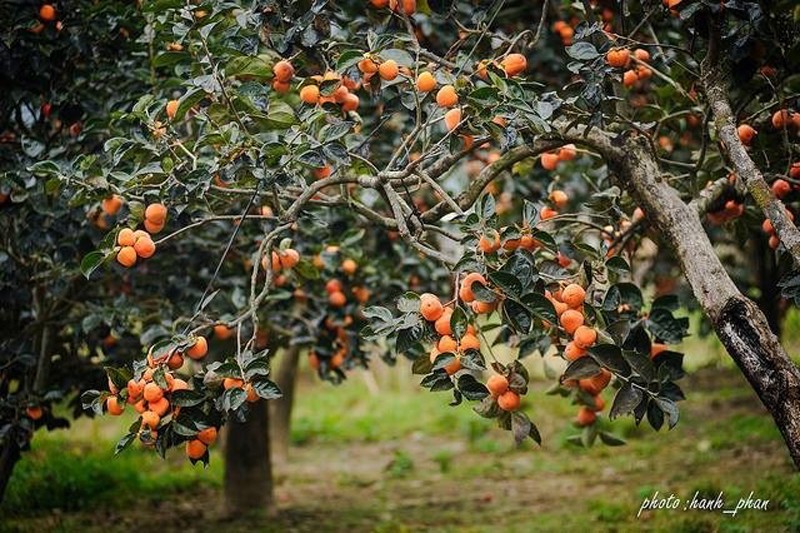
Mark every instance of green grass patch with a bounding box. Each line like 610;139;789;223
2;421;222;517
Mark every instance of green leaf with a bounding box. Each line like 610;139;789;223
473;396;501;418
622;350;655;381
412;354;433;375
380;48;414;67
457;374;490;400
297;149;326;168
502;299;531;334
646;308;689;344
520;293;556;323
605;256;630;272
581;424;598;447
488;271;522;297
561;357;601;381
226;55;273;81
647;401;664;431
651;294;680;311
468;86;500;105
397;292;420;313
655;397;680;429
114;432;137;455
80;389;104;416
511;411;532;446
104;366;132;392
459;348;486;371
431;353;457;371
609;382;644;419
587;344;631;377
81;251;107;280
566;42;600;60
294;259;321;280
175;88;206;121
336;50;364;70
471;281;497;303
603;283;644;313
450;306;468;338
599;431;627;446
220;387;247;412
528;419;542;445
171;389;207;407
252;379;282;400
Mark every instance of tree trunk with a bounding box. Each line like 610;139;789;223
611;133;800;467
224;399;274;516
754;234;783;337
0;439;21;504
269;345;301;468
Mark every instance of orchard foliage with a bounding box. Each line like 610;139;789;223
1;0;148;468
3;0;800;467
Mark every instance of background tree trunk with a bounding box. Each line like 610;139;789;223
224;399;274;516
754;234;784;337
269;345;301;469
0;440;20;504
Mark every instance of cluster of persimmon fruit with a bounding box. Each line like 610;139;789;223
540;144;578;170
761;208;796;250
262;247;300;274
115;227;156;267
308;317;352;371
418;292;482;376
705;196;745;227
551;20;575;46
543;283;609;426
111;203;166;267
268;40;527;141
486;373;523;412
29;3;61;34
417;277;530;412
101;331;271;459
737;107;800;148
367;0;416;15
88;193;124;230
734;109;800;248
605;47;653;89
313;248;369;309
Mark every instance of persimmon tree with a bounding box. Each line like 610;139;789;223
4;0;800;516
0;0;152;499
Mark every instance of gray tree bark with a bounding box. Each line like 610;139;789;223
269;345;301;468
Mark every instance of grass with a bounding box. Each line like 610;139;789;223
2;424;223;517
3;315;800;531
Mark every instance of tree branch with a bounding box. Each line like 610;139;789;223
701;25;800;267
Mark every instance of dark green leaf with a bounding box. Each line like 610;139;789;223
488;271;523;297
587;344;631;377
610;382;644;419
252;379;282;400
562;357;601;381
457;374;490;401
80;251;107;280
599;431;626;446
511;411;531;446
171;389;207;407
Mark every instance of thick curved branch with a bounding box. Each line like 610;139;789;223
609;132;800;468
421;125;621;223
382;183;456;265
